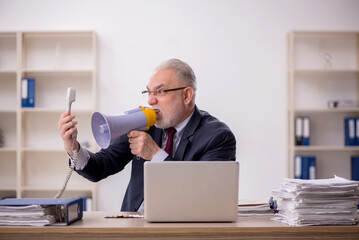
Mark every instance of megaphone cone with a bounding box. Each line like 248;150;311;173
91;106;156;149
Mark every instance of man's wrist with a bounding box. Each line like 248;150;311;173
151;149;169;162
150;146;162;160
67;141;80;156
67;144;90;171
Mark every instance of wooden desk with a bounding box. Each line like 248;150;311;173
0;212;358;240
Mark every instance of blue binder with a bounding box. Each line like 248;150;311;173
294;155;302;179
295;117;303;146
0;198;83;225
345;117;356;146
294;155;316;180
351;156;359;181
302;116;310;146
295;116;310;146
21;78;35;108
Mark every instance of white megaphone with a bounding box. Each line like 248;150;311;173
91;106;156;149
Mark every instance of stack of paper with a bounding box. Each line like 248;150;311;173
238;203;275;217
0;204;57;226
272;176;359;226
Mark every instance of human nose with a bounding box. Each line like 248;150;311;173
147;93;157;105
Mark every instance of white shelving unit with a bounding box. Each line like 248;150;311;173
0;31;98;210
287;31;359;179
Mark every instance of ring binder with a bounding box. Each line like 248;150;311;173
0;198;83;226
21;78;35;108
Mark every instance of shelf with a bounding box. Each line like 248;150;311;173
21;186;95;192
0;72;17;111
292;108;359;113
287;31;359;179
0;109;17;113
21;108;93;113
0;148;17;152
0;152;17;189
0;70;17;74
291;32;358;70
21;147;65;153
0;186;16;191
22;32;95;70
291;146;359;152
292;31;359;35
19;72;94;110
293;69;359;74
22;69;93;74
0;33;17;71
0;31;97;208
20;185;95;199
23;31;94;36
21;146;98;154
0;111;17;148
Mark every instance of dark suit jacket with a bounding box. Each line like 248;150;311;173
76;105;236;211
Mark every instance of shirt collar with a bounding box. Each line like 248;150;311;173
174;110;194;138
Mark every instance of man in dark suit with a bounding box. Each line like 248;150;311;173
58;58;236;211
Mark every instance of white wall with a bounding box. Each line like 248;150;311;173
1;0;359;211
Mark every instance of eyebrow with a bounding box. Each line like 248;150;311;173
147;83;166;90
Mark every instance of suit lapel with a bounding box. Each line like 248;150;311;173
151;127;163;147
174;106;201;160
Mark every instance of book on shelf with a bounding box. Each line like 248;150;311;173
352;156;359;181
352;157;359;209
295;116;310;146
0;128;4;148
294;155;316;180
345;117;359;146
21;78;35;108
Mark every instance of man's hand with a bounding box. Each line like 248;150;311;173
58;111;79;156
127;130;161;160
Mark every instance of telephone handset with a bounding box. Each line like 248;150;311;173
54;87;79;198
66;87;78;137
66;87;76;112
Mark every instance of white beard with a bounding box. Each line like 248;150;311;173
152;101;184;129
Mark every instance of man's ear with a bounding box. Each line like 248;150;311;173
183;87;194;105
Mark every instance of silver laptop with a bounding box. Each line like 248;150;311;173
144;161;239;222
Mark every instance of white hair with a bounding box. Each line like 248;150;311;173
155;58;197;95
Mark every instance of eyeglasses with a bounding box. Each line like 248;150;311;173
141;86;188;98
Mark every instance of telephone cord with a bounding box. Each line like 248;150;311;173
54;138;78;198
